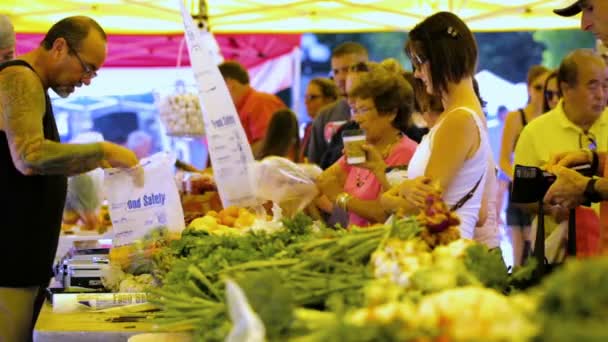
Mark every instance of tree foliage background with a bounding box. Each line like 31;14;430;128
309;30;596;83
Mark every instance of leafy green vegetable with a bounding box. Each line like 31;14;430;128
463;244;509;292
535;258;608;342
234;270;295;341
538;258;608;318
282;212;314;236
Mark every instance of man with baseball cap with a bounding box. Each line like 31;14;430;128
554;0;608;45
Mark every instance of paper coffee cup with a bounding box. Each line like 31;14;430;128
343;130;366;164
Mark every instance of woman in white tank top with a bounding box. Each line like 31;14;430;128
382;12;499;248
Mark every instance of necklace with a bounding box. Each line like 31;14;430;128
355;169;372;188
354;133;401;188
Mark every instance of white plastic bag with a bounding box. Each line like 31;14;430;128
105;152;185;246
254;157;319;217
225;279;266;342
530;216;567;264
158;92;205;137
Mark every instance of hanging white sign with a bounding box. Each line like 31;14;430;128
177;0;258;208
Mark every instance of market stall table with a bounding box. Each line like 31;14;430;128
33;302;155;342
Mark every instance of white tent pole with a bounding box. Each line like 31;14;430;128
291;47;302;115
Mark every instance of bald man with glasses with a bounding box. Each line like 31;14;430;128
0;16;140;341
515;50;608;259
541;1;608;255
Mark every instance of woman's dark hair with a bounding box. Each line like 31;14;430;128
41;16;106;52
349;66;414;132
256;109;300;161
542;70;560;113
309;77;338;101
527;65;550;86
404;11;477;96
403;71;443;113
472;77;486;109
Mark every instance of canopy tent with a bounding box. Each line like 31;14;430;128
1;0;582;34
15;32;302;69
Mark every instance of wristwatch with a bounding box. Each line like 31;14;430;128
584;178;602;203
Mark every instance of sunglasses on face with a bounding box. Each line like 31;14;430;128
410;53;427;70
349;62;369;72
579;131;597;151
545;90;560;100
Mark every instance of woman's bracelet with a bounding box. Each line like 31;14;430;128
336;192;352;211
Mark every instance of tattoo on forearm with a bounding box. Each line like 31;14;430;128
18;139;103;175
0;66;104;175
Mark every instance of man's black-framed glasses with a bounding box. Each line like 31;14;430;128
579;131;597;151
66;41;97;79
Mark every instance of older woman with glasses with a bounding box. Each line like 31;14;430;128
315;65;418;227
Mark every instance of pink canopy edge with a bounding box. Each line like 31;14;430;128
15;33;302;68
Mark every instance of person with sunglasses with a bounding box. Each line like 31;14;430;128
542;71;561;113
0;16;140;341
498;65;549;265
515;49;608;259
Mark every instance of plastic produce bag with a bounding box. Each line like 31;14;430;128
63;132;106;231
254;157;320;217
104;152;185;273
158;90;205;137
225;279;266;342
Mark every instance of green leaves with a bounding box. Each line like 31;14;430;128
463;244;509;292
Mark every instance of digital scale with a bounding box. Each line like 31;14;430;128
55;246;110;290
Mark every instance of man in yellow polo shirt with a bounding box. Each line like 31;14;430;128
514;49;608;259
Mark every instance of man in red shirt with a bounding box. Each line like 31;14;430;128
218;61;286;155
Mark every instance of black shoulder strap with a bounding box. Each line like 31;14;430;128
519;109;528;126
450;174;484;212
0;59;35;73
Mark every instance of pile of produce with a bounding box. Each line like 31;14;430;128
127;186;608;342
147;186;518;341
534;258;608;342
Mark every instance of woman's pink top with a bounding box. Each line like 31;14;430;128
338;135;417;227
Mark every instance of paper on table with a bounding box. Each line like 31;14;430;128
177;1;258;208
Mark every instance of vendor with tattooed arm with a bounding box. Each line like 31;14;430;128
0;16;140;341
